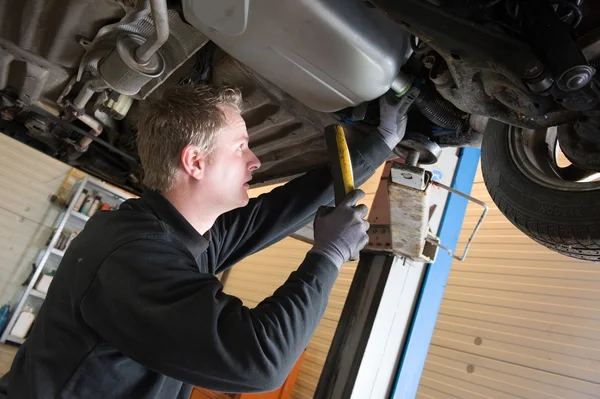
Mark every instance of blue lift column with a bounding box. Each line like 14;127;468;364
391;146;481;399
314;147;481;399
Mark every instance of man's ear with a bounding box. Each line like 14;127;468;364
181;145;206;181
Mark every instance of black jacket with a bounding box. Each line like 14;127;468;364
0;132;391;398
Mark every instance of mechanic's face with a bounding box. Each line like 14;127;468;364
202;106;261;211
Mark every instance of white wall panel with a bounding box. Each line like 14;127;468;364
0;135;70;305
417;166;600;399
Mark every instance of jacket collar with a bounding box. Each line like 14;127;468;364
141;188;209;261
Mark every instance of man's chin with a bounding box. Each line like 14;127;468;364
228;195;250;211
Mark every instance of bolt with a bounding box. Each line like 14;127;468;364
423;55;435;69
565;74;588;90
467;365;475;373
525;65;540;77
557;66;594;91
474;337;482;346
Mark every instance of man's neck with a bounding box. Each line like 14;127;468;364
161;185;220;236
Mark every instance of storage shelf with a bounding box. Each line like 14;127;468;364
70;210;90;222
50;248;65;257
5;335;25;345
0;175;132;345
29;289;47;300
86;177;131;201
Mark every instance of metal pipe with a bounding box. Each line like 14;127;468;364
135;0;169;63
429;180;489;261
73;79;107;111
34;101;61;118
75;113;103;150
73;87;94;111
391;71;413;97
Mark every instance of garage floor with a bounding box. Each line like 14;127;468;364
0;345;17;376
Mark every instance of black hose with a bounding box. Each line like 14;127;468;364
414;89;465;131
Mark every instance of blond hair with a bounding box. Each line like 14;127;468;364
136;84;243;192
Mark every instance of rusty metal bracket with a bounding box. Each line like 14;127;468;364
388;163;438;263
387;161;487;263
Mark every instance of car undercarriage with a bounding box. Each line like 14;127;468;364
1;0;599;260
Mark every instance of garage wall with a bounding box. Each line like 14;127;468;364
416;166;600;399
0;135;71;306
222;166;384;399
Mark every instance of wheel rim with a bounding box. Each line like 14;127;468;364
508;125;600;192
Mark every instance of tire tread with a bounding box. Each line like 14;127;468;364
481;121;600;262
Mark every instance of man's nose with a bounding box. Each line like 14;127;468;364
248;150;261;171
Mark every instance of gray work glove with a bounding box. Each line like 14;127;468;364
309;190;370;269
378;89;416;149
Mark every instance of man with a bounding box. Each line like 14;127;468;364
0;84;406;398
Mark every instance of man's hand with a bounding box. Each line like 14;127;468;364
309;190;370;269
377;88;419;149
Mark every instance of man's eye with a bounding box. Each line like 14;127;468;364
238;144;244;151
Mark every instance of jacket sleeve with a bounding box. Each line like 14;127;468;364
212;132;391;273
80;239;338;393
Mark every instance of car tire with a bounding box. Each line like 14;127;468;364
481;119;600;261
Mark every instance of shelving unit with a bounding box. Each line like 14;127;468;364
0;175;132;344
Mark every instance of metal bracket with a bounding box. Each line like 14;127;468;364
387;161;488;263
389;162;431;190
427;180;489;262
388;163;436;263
